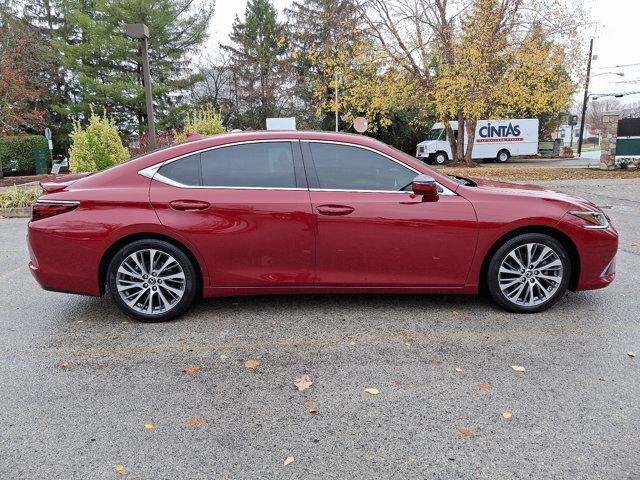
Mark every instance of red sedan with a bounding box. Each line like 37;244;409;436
28;131;618;322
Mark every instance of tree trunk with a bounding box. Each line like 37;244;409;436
443;120;457;161
453;112;466;165
464;119;477;167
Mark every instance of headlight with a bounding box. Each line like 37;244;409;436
569;210;609;229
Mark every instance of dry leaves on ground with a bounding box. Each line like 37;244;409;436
189;417;209;426
455;368;464;373
182;365;201;374
502;411;513;419
477;383;492;391
431;359;443;365
115;464;128;475
628;351;636;358
284;456;295;466
244;359;260;372
60;361;70;369
452;310;461;316
437;166;640;182
458;428;475;437
294;374;313;391
511;365;526;373
364;388;380;395
144;423;155;430
304;399;318;415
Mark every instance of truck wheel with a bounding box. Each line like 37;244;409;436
434;152;448;165
496;149;510;163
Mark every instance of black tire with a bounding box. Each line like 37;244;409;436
486;233;571;313
433;151;448;165
107;239;198;322
496;149;510;163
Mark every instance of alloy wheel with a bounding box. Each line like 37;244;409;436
498;242;563;307
115;248;186;315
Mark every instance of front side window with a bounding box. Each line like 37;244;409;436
201;142;296;188
309;143;416;192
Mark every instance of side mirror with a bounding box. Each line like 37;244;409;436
411;174;439;202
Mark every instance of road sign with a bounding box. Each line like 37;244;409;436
353;117;368;133
44;128;51;140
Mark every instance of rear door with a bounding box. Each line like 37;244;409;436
149;140;315;287
302;141;477;286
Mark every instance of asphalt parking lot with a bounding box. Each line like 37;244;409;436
1;179;639;479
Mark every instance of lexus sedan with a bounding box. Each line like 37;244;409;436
28;131;617;322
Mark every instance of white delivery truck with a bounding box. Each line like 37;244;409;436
416;118;539;164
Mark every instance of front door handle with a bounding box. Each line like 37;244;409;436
316;204;355;216
170;200;210;211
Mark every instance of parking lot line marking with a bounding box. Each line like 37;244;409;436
7;324;628;359
0;265;26;280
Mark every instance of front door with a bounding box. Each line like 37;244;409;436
149;141;315;287
303;141;477;286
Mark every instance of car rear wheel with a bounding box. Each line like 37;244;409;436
107;239;197;322
496;149;510;163
486;233;571;313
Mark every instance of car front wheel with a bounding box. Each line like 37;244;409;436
486;233;571;313
107;239;197;322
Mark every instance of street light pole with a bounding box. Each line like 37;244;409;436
126;23;156;150
334;70;340;132
577;38;593;157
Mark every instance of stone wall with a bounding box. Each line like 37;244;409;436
599;111;620;170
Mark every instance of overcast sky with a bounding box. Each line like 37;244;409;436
206;0;640;104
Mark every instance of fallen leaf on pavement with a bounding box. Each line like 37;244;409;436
115;464;127;475
294;374;313;391
182;365;200;374
271;320;277;326
452;310;461;316
458;428;474;437
284;456;295;466
189;417;209;426
477;383;492;391
244;359;260;372
60;361;70;369
502;411;513;419
455;368;464;373
511;365;526;373
628;352;636;358
144;423;155;430
219;353;228;360
349;341;357;346
431;359;443;365
364;388;380;395
304;399;318;415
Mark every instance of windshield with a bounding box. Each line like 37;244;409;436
426;128;444;140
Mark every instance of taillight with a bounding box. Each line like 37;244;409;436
31;201;79;221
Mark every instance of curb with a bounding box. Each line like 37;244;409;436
0;207;31;218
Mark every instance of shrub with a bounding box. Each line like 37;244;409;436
174;105;226;143
69;109;130;173
616;157;636;170
0;135;48;175
0;186;40;209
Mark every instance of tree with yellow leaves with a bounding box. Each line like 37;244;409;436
360;0;582;166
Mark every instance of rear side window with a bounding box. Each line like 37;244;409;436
201;142;296;188
309;143;416;191
157;153;201;186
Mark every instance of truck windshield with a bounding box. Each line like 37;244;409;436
426;128;443;140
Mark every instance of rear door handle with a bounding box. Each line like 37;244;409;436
170;200;210;211
316;204;355;216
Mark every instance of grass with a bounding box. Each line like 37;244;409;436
436;166;640;182
0;186;41;209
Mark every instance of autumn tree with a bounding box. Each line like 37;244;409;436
359;0;582;166
223;0;290;130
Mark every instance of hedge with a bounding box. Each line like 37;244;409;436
0;135;48;175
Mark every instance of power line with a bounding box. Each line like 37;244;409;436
593;62;640;70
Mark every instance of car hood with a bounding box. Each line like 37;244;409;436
467;176;600;210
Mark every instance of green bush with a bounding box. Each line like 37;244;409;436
0;135;48;175
0;186;41;209
69;109;130;173
174;105;226;143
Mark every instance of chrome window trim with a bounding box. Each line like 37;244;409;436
138;138;456;195
35;199;80;205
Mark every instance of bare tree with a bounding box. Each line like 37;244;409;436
587;98;621;133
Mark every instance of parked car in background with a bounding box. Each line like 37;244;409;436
28;131;616;322
416;118;539;164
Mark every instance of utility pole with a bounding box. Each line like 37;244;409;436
577;38;593;157
126;23;157;150
334;70;340;132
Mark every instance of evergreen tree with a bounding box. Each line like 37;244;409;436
222;0;289;130
59;0;213;135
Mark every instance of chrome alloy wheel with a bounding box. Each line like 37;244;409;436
498;243;563;307
115;249;186;315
